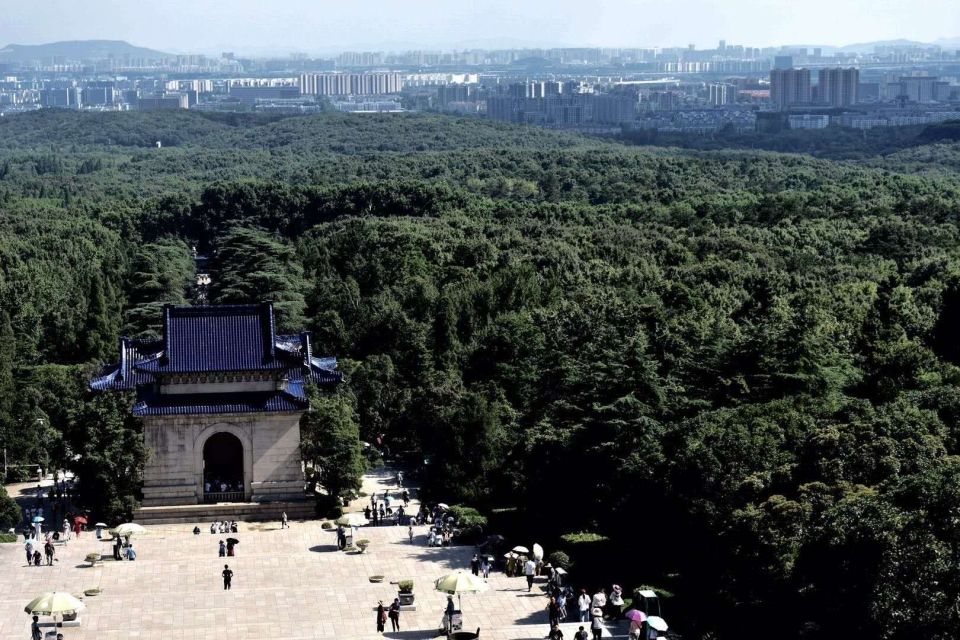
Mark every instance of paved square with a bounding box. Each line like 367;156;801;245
1;472;623;640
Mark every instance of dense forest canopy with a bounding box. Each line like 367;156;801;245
3;110;960;639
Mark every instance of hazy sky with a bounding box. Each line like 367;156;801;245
1;0;957;54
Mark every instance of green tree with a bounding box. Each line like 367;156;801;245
300;388;364;502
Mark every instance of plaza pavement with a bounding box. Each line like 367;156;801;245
1;468;624;640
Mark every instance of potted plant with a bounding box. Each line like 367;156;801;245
397;579;415;605
356;539;370;553
84;552;101;566
369;575;385;583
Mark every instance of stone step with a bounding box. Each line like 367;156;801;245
133;500;316;525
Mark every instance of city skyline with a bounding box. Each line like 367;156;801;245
1;0;958;56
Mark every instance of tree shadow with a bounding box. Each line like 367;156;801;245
383;631;440;640
308;544;338;553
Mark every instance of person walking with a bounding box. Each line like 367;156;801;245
524;557;537;591
44;540;55;566
126;544;137;561
25;539;34;565
408;523;414;543
547;596;561;628
219;540;226;557
31;615;42;640
547;623;564;640
226;540;236;556
376;600;386;633
573;626;589;640
481;556;491;579
591;589;607;612
281;512;288;529
389;597;401;631
609;584;624;619
471;553;480;576
222;564;233;590
590;609;604;640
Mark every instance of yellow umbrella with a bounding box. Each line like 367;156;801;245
435;571;488;609
24;591;85;628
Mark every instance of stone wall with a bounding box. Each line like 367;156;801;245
141;411;306;507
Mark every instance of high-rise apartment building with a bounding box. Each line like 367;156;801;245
709;83;735;106
299;73;402;96
770;68;811;110
818;68;860;106
773;55;794;70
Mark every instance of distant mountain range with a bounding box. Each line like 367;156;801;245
0;40;171;62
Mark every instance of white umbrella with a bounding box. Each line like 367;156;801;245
94;522;109;528
436;503;450;510
647;616;669;632
532;543;544;561
512;545;530;554
112;523;146;537
335;513;367;527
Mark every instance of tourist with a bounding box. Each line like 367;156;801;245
591;589;607;612
222;564;233;590
378;503;385;520
25;539;34;565
590;609;604;640
281;512;289;529
62;519;70;542
126;543;137;561
628;618;643;640
33;549;42;566
230;521;238;533
397;505;405;522
376;600;386;633
192;526;201;535
389;597;401;631
402;489;409;506
408;523;414;543
427;529;436;547
573;626;589;640
73;518;82;538
481;556;491;579
210;522;217;534
113;536;122;561
396;471;403;487
547;623;564;640
525;556;537;591
44;540;55;565
547;596;561;627
471;553;480;576
226;539;236;556
219;540;226;557
557;588;568;621
31;615;41;640
609;584;624;619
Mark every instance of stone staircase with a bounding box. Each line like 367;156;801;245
133;500;316;525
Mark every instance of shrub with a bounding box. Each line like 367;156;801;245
321;521;334;530
559;532;610;545
84;552;101;565
0;533;17;543
398;580;414;593
448;505;488;527
0;485;21;531
547;550;573;570
356;539;370;552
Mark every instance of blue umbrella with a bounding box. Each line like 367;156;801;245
31;516;45;524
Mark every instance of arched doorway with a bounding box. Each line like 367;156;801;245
202;432;245;503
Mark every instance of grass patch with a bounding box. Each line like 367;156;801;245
0;533;17;543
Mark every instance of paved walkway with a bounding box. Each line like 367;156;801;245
1;467;623;640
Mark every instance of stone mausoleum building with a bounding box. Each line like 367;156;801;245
92;303;341;522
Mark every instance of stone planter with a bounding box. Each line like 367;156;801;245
398;592;415;606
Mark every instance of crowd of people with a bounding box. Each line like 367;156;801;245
203;478;243;494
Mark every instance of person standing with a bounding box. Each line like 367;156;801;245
376;600;386;633
481;557;491;579
591;589;607;612
25;540;34;565
389;597;401;631
31;615;42;640
281;512;288;529
222;564;233;590
408;523;414;543
62;519;70;542
219;540;226;557
471;553;480;576
524;557;537;592
578;590;592;623
609;584;624;619
44;540;55;566
547;623;564;640
226;540;235;556
573;626;589;640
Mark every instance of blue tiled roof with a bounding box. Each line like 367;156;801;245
132;390;309;417
91;303;343;416
139;304;289;374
